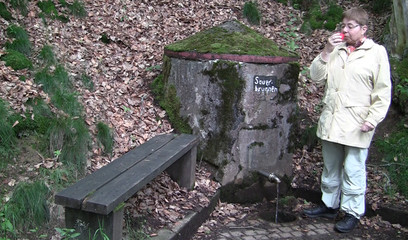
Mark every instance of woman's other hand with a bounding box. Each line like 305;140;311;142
361;121;374;132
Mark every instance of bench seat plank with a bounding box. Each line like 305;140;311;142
55;134;177;209
82;134;199;214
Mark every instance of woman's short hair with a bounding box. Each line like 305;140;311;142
343;8;369;26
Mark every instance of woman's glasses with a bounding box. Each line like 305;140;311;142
339;23;360;30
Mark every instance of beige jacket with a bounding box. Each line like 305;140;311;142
310;39;391;148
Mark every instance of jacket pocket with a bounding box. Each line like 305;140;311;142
346;106;369;125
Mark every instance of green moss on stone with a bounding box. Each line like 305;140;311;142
278;62;299;103
202;61;245;165
150;57;192;134
165;20;296;57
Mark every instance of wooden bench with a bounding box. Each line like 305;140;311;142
55;133;199;240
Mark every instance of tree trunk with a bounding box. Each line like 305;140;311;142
389;0;408;58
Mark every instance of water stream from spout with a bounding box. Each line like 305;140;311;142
275;182;279;223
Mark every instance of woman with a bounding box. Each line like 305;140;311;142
302;8;392;233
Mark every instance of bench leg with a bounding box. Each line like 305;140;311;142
64;207;124;240
167;146;197;189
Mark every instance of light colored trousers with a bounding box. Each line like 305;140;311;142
321;140;368;219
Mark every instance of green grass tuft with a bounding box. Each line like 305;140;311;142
5;181;50;230
35;65;84;116
37;0;59;19
47;116;89;171
52;65;73;90
69;0;87;18
39;45;57;66
243;1;261;25
0;2;14;20
34;68;55;92
4;25;32;56
52;89;83;116
96;122;114;155
300;0;343;32
0;99;17;163
10;0;29;16
6;24;29;40
0;50;32;70
40;164;78;190
371;0;392;14
5;39;32;56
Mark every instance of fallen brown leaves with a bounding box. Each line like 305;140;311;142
125;167;220;234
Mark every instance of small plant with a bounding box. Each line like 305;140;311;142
90;221;110;240
55;227;80;239
96;122;114;155
124;212;150;240
396;78;408;102
146;64;161;72
243;1;261;25
392;57;408;112
1;205;15;239
54;149;62;158
81;73;94;90
5;181;50;230
280;24;300;52
122;105;131;113
100;33;112;44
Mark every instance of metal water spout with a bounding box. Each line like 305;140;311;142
258;170;281;183
258;170;281;223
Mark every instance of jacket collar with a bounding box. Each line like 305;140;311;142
338;38;375;52
338;39;375;61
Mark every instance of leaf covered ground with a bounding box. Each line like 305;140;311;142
0;0;407;239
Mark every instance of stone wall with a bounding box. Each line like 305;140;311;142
163;57;299;186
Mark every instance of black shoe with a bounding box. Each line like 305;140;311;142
303;205;338;219
335;213;359;233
